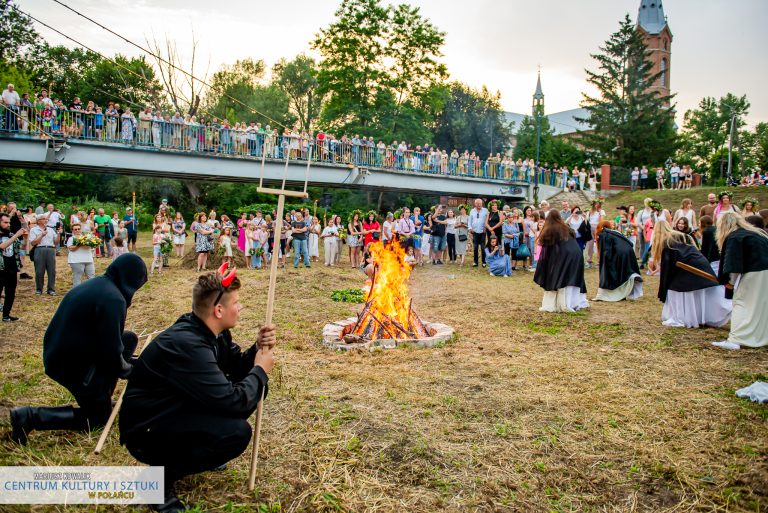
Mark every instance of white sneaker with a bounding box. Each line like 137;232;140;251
712;340;740;350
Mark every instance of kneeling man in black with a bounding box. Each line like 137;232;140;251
119;263;276;513
10;253;147;444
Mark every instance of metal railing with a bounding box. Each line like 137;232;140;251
0;104;537;182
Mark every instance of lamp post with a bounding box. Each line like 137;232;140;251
534;110;541;205
726;113;737;183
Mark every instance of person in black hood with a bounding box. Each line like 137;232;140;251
120;265;276;513
9;253;147;445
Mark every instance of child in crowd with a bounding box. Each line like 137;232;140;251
404;246;417;269
110;236;127;260
220;226;233;265
151;226;163;274
116;220;128;247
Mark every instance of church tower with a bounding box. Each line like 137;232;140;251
637;0;672;103
532;71;544;116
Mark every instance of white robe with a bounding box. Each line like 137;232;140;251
661;286;731;328
727;270;768;347
540;286;589;313
594;274;644;302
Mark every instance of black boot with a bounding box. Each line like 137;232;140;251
9;406;89;445
152;483;187;513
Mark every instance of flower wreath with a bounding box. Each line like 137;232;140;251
590;198;605;208
648;200;663;212
740;196;759;210
717;190;733;201
365;210;379;222
488;199;501;210
347;209;365;224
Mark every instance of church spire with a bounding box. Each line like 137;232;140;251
532;69;544;115
637;0;667;34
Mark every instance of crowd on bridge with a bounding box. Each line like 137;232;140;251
2;82;601;185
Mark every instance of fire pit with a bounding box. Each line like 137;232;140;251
322;241;455;351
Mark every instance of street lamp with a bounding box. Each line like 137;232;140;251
534;110;541;205
726;113;737;184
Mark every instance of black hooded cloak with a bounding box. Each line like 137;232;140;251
534;236;587;293
43;253;147;387
657;241;717;303
598;229;641;290
700;226;721;263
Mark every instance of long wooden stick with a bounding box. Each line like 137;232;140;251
675;261;719;283
248;193;286;491
94;332;156;455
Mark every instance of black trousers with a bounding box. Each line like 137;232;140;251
60;331;138;428
1;267;18;317
472;232;486;265
447;233;456;261
125;412;252;484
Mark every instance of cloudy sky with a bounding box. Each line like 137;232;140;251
20;0;768;126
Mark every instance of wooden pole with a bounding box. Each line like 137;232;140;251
248;193;285;491
94;331;155;455
675;261;718;283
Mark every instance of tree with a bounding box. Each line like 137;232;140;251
431;82;512;156
677;93;750;181
78;55;163;110
312;0;446;139
147;33;208;116
34;46;101;101
0;0;46;68
273;55;322;132
578;15;677;167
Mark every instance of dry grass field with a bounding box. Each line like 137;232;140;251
1;188;767;513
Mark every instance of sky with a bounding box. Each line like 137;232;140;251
19;0;768;127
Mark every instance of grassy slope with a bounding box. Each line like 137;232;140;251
1;190;766;512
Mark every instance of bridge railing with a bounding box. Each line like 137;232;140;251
0;104;533;183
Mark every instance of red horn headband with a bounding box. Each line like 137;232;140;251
213;262;237;306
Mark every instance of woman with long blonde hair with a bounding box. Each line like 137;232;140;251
652;220;731;328
711;212;768;349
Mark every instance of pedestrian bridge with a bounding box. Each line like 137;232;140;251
0;134;563;201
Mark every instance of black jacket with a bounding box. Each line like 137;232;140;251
598;229;641;290
700;227;721;263
43;253;147;387
717;228;768;298
120;313;268;442
534;236;587;293
658;241;717;303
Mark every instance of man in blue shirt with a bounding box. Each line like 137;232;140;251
123;207;138;253
411;207;425;264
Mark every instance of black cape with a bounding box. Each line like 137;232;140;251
43;253;147;387
120;312;268;443
534;236;587;293
598;229;641;290
657;241;717;303
718;229;768;280
700;226;721;263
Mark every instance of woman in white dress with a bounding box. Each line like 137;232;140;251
320;221;339;266
672;198;698;233
308;216;321;262
712;213;768;349
172;212;186;257
652;220;730;328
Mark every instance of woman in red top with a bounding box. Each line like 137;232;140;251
362;212;381;250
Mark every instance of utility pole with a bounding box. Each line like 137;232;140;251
726;114;736;183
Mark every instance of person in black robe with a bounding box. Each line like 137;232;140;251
9;253;147;445
712;213;768;348
120;266;276;513
534;210;589;312
652;220;731;328
594;222;643;301
699;215;720;265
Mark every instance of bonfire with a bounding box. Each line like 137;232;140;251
339;241;430;343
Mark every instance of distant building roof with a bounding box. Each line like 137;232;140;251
637;0;668;35
504;108;592;137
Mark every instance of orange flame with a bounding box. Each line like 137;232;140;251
367;241;412;329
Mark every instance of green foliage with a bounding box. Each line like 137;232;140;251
432;82;512;156
77;55;162;110
330;288;365;303
579;15;677;167
0;0;46;68
677;94;751;182
513;113;586;166
273;55;322;132
0;64;34;96
313;0;447;140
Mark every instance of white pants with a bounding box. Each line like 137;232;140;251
70;262;95;287
324;237;337;265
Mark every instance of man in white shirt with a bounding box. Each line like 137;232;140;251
138;107;153;145
468;198;489;267
630;167;640;191
2;83;21;131
382;213;394;243
29;215;58;295
670;163;681;189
